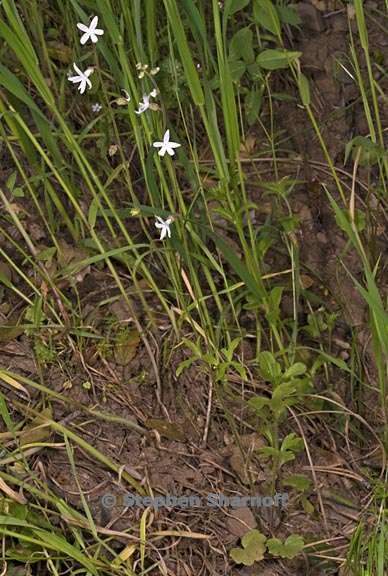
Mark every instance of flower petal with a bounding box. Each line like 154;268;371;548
90;16;99;30
153;142;163;148
163;129;170;143
80;33;89;45
77;23;89;32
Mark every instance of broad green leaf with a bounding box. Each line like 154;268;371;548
279;450;297;466
281;433;304;453
229;27;254;63
284;362;306;379
271;382;297;406
11;187;24;198
224;336;242;360
4;502;28;521
344;136;386;166
248;396;270;413
256;49;301;70
6;172;17;192
230;529;267;566
282;474;311;492
232;361;248;381
277;5;301;27
228;58;246;82
245;89;262;125
259;446;279;458
271;385;298;418
266;286;284;323
268;286;283;310
317;350;351;373
258;350;281;382
247;61;263;80
253;0;281;39
225;0;251;17
302;496;315;515
267;534;304;559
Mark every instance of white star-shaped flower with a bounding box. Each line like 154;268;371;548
153;130;181;157
134;90;158;114
135;93;151;115
155;216;173;240
77;16;104;45
68;63;94;94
